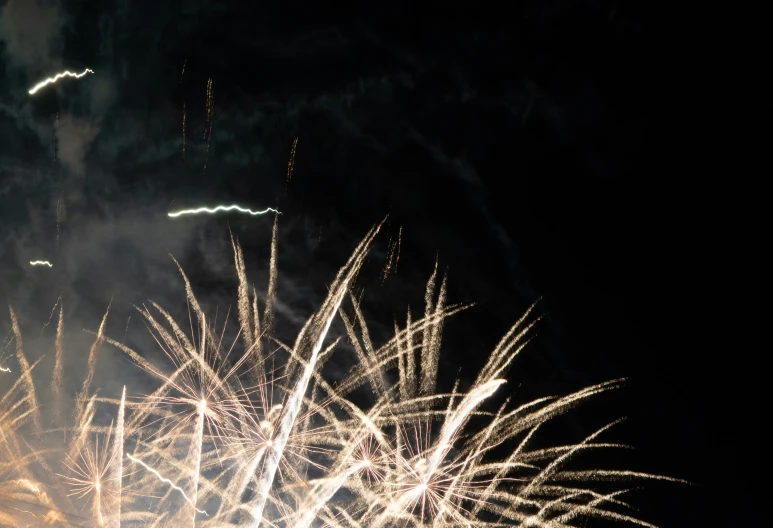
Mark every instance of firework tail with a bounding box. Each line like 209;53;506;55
52;302;64;415
247;223;381;527
109;386;125;528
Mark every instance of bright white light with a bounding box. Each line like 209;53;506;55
168;205;280;218
28;68;94;95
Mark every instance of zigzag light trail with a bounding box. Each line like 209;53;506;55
29;260;53;267
167;205;280;218
126;455;209;516
28;68;94;95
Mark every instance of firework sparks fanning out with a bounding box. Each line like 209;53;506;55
0;221;680;527
28;68;94;95
168;205;281;218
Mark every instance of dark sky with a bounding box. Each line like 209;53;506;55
0;1;766;526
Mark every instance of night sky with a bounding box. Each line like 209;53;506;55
0;1;765;526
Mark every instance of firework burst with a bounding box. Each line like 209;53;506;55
0;221;681;527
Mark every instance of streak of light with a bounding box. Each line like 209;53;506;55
182;102;187;158
168;205;280;218
29;68;94;95
30;260;53;267
286;137;298;186
122;315;132;344
0;366;11;372
126;454;209;516
203;78;214;174
56;190;63;248
382;225;402;283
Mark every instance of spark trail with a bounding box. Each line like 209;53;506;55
382;225;402;283
203;78;214;174
29;260;53;267
168;205;280;218
285;137;298;191
182;102;187;158
28;68;94;95
109;387;126;528
126;455;209;516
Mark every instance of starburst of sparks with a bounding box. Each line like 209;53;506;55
28;68;94;95
0;220;682;527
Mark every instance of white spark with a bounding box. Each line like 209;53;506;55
126;454;209;515
28;68;94;95
0;366;11;373
29;261;53;267
167;205;281;218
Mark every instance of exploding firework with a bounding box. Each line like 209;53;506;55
0;221;680;527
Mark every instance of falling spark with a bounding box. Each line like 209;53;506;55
28;68;94;95
126;455;209;516
168;205;280;218
285;137;298;191
29;260;53;267
204;78;214;140
203;78;214;174
55;190;63;249
182;102;187;158
122;315;131;344
0;366;10;372
382;225;402;283
180;58;187;84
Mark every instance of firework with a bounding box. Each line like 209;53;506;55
0;222;681;527
287;137;299;186
182;102;187;159
381;225;402;283
28;68;94;95
167;205;281;218
203;78;215;175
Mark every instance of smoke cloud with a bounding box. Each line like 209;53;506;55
0;0;61;70
55;113;101;180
